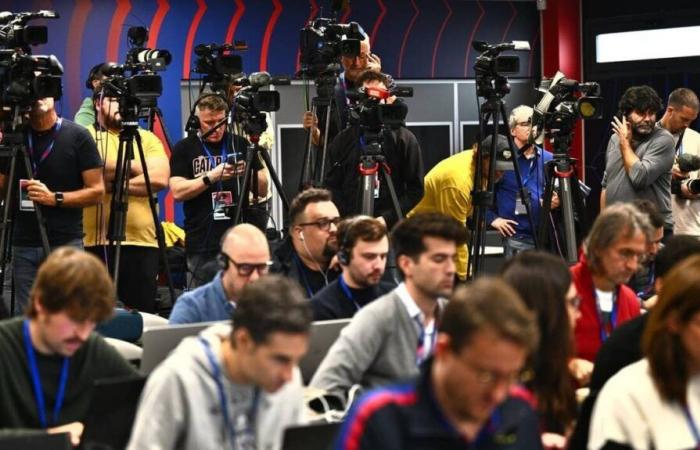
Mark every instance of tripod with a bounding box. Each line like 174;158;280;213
231;114;290;225
0;111;52;315
537;132;588;264
299;73;342;190
357;132;403;220
468;99;538;277
106;107;176;308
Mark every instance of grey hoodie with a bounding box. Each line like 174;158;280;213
127;323;305;450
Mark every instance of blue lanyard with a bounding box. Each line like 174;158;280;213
683;406;700;449
28;118;63;177
199;337;259;448
414;316;437;365
22;319;70;428
338;275;362;311
520;152;539;192
199;135;228;189
594;289;619;343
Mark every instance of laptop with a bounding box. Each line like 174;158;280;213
79;375;146;450
140;321;225;375
282;422;341;450
299;319;351;384
0;432;72;450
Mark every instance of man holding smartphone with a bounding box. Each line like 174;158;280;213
601;85;675;237
170;94;268;287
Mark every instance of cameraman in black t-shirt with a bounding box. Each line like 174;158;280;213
170;94;267;287
0;97;104;315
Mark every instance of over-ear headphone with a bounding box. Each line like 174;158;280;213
337;215;374;266
217;252;230;270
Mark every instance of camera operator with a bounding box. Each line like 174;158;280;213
170;94;267;287
73;61;116;128
659;88;700;236
601;86;675;237
324;71;423;229
83;91;170;313
486;105;556;257
302;32;383;148
0;97;104;315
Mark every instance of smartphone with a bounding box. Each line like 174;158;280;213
226;152;244;165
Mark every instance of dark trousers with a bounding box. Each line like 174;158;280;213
86;245;160;313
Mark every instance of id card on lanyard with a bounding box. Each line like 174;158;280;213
595;288;618;343
28;118;63;178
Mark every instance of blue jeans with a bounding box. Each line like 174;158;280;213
12;239;83;316
503;236;535;259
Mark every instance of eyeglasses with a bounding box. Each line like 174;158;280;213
298;217;341;231
221;253;272;277
464;358;521;386
516;121;531;127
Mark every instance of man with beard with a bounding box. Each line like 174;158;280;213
571;203;652;362
601;86;675;236
0;248;137;446
310;213;466;405
0;97;104;315
310;215;394;321
335;277;541;450
271;188;340;297
170;94;268;287
83;92;170;312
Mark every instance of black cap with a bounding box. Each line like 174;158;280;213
480;134;514;171
85;62;116;90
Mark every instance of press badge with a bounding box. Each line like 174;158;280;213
19;179;34;211
514;197;527;215
212;191;233;221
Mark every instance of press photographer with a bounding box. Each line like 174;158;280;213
659;88;700;237
324;71;423;229
0;10;104;315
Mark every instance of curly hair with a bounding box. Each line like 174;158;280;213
618;85;663;117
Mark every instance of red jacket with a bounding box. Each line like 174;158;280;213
570;256;641;362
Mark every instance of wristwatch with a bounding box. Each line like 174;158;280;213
202;173;212;186
54;191;64;207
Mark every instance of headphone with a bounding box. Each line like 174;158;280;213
337;215;374;266
85;62;116;90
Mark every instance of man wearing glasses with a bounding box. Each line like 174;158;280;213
335;277;541;450
487;105;556;257
169;224;272;324
571;203;651;363
271;188;340;298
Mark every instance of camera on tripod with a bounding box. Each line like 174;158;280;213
349;85;413;132
672;153;700;195
0;10;62;108
100;26;172;119
473;40;530;99
230;71;290;136
530;71;603;152
193;41;247;93
298;17;363;78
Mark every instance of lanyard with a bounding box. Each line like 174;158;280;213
28;118;63;177
414;316;437;365
520;152;539;193
338;275;361;311
683;406;700;449
199;135;228;189
199;337;259;448
22;319;70;428
676;129;686;156
594;288;619;343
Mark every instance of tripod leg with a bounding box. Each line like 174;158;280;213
0;147;18;313
318;101;334;185
360;170;377;216
257;145;290;210
107;137;133;288
232;144;257;225
21;150;51;256
380;165;404;222
537;161;555;252
299;104;318;190
133;131;177;305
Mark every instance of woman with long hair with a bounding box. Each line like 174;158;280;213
501;251;579;442
589;254;700;449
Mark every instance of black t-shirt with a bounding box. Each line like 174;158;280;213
0;119;102;246
170;133;256;255
310;279;395;321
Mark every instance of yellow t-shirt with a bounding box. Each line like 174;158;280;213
83;127;166;247
408;149;476;279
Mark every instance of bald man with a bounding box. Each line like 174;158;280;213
169;224;272;324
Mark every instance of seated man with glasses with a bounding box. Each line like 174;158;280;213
271;188;341;298
336;277;542;450
169;224;272;324
571;203;651;363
